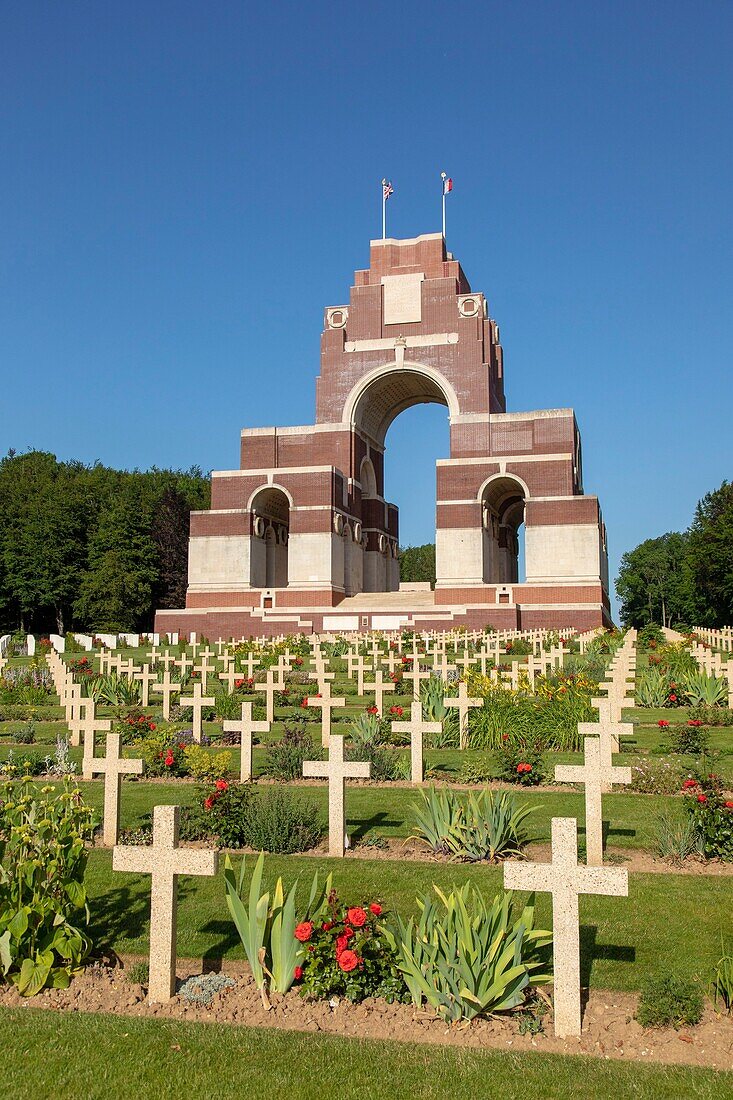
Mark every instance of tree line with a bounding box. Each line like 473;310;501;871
616;480;733;629
0;451;210;635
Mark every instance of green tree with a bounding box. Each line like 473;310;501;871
399;543;436;586
685;481;733;627
615;532;692;628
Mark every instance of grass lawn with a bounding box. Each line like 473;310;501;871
2;1008;731;1100
77;778;675;850
85;847;729;993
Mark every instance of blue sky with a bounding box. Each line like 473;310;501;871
1;2;731;616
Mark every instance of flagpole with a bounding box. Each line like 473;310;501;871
381;178;387;240
440;172;447;239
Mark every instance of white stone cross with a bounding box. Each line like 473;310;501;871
178;682;215;742
390;700;441;783
302;735;370;856
195;654;215;689
351;654;372;696
555;737;631;865
135;663;158;708
223;702;270;781
175;652;194;678
78;703;112;779
402;661;431;699
67;692;89;746
90;733;143;845
113;805;218;1002
444;680;482;749
151;667;179;721
218;661;239;694
255;669;280;724
306;680;346;747
504;816;628;1038
363;670;395;715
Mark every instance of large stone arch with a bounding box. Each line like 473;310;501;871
249;485;290;588
341;361;460;447
478;474;528;584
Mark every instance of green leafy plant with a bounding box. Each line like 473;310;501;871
655;812;703;864
383;885;551;1022
635;668;672;708
494;732;546;786
713;943;733;1014
630;758;686;795
266;720;320;781
678;670;728;707
419;677;458;741
223;852;331;999
193;780;253;848
297;893;406;1003
0;778;96;996
682;774;733;860
183;743;232;781
635;973;704;1029
244;788;322;854
664;722;710;755
411;787;536;863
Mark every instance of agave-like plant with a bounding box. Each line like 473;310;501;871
448;790;537;863
678;670;728;707
411;785;464;855
635;668;671;708
420;676;459;744
382;884;552;1022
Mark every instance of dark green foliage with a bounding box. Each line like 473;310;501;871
665;723;710;755
265;720;321;780
494;733;547;785
0;451;209;634
398;543;435;586
616;480;733;629
243;788;322;854
682;774;733;860
635;974;704;1029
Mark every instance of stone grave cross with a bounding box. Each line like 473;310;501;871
390;700;441;783
402;661;431;699
444;680;482;750
113;805;218;1002
306;680;346;747
302;735;370;856
504;816;628;1038
223;702;270;781
151;667;179;722
78;702;112;779
135;663;157;708
178;682;215;742
90;733;143;845
555;737;631;865
218;661;239;694
363;670;394;715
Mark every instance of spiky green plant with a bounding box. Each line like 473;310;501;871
382;885;551;1022
678;670;728;707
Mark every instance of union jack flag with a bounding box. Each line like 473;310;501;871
382;180;394;200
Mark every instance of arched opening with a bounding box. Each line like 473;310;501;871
480;476;526;584
249;486;289;588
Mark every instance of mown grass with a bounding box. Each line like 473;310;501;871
3;1009;731;1100
85;846;730;993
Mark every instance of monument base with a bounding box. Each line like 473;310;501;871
155;584;611;640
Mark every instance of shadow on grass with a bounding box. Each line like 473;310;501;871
580;924;636;999
88;878;197;957
348;811;404;842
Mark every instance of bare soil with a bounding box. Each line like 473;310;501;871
3;961;731;1071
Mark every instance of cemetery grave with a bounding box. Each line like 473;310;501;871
0;624;732;1082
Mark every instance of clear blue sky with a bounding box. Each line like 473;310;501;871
2;2;732;617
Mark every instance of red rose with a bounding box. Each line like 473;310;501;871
235;679;244;689
725;801;733;809
697;794;707;804
669;694;677;702
321;921;333;931
149;722;156;731
215;779;229;791
335;934;350;956
367;706;378;715
164;753;174;767
346;907;367;927
204;796;215;811
178;742;185;749
337;950;359;973
294;922;313;943
293;966;303;980
369;903;382;916
682;779;698;789
502;734;509;742
658;720;669;728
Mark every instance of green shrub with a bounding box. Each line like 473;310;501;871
346;738;403;781
383;885;551;1022
183;743;232;781
1;750;47;778
245;787;322;854
655;812;703;864
665;722;710;755
456;757;494;784
266;720;320;780
12;721;36;745
630;758;686;795
213;688;242;720
467;690;534;751
635;974;704;1029
682;774;733;860
638;624;665;651
678;670;728;708
494;733;546;786
189;781;253;848
0;777;96;995
688;703;733;726
298;892;406;1003
635;668;672;708
411;787;536;863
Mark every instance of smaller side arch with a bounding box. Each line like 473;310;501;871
479;474;527;585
